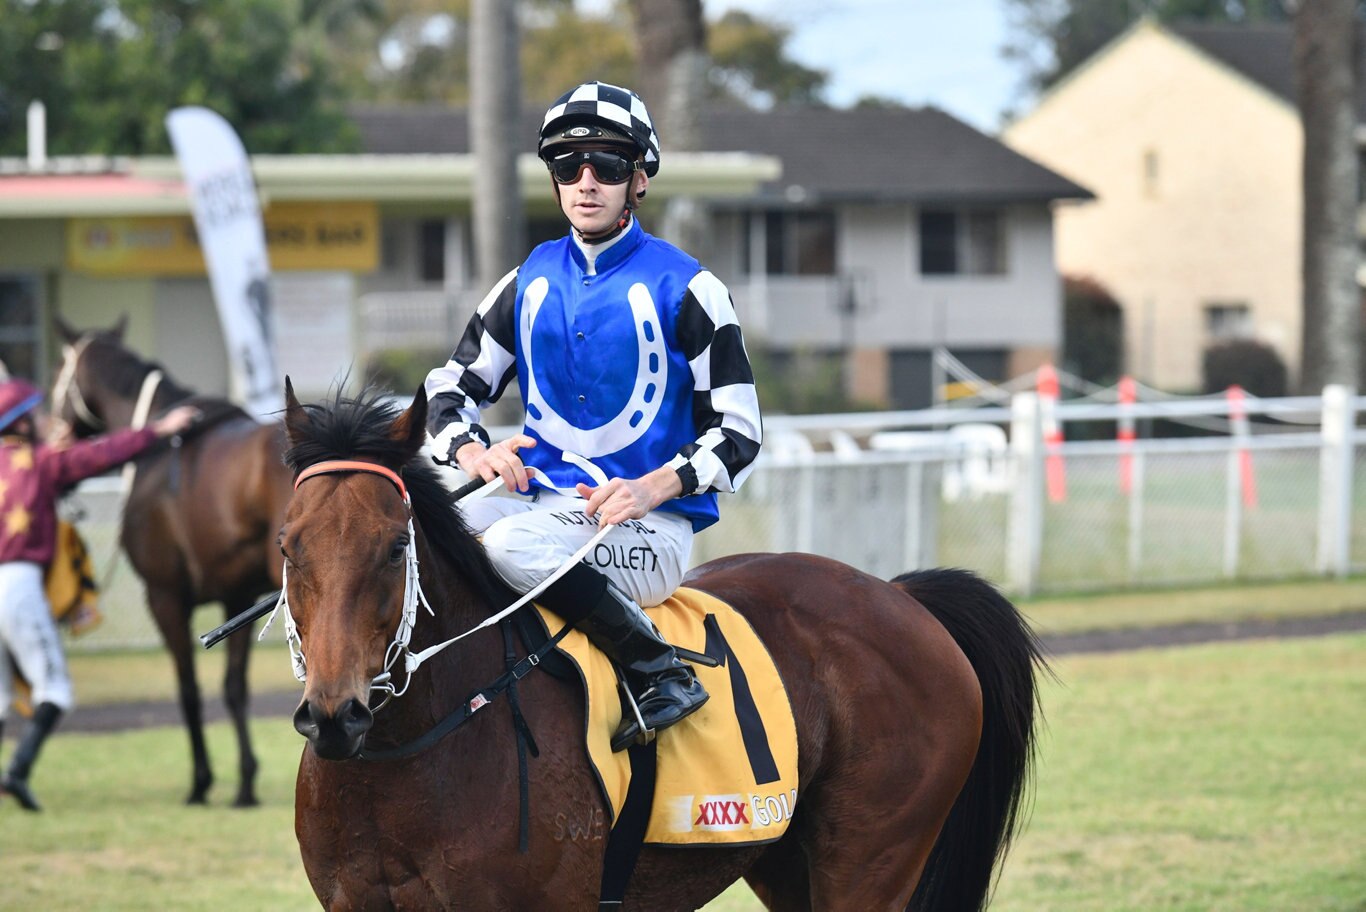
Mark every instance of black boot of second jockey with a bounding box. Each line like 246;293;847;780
539;563;708;750
2;701;63;812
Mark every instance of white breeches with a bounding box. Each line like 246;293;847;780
0;562;73;716
462;490;694;608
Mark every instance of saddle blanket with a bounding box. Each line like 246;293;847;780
535;588;799;847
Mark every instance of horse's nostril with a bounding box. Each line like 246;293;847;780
339;698;375;739
293;700;320;739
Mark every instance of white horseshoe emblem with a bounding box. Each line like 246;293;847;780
521;276;666;459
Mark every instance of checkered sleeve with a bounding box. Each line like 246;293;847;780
666;271;763;495
424;268;520;456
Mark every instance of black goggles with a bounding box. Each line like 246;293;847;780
548;150;640;185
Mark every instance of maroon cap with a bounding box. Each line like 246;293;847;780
0;378;43;432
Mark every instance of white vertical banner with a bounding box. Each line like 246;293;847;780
166;106;283;419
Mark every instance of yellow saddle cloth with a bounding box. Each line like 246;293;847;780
535;588;799;847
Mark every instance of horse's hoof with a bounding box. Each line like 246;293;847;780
185;791;209;806
233;793;260;809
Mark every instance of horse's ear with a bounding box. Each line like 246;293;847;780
111;314;128;340
387;386;428;458
54;316;80;345
283;376;311;447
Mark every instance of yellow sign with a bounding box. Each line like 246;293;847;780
67;202;379;275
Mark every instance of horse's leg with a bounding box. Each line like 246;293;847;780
222;598;259;808
148;586;213;804
744;833;813;911
801;737;975;910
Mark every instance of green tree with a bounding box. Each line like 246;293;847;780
0;0;358;156
708;9;828;106
320;0;825;109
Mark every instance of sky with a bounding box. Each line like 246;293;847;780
585;0;1040;135
717;0;1033;132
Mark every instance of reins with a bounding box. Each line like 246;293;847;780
271;459;606;853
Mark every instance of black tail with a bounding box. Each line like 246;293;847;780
892;568;1050;912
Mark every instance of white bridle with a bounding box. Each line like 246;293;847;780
261;463;609;708
52;338;105;432
53;335;165;435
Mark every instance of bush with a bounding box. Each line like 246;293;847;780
363;348;451;396
749;347;874;414
1202;339;1288;397
1062;275;1124;386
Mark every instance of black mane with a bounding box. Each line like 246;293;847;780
283;388;514;611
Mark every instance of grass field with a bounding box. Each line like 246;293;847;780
2;583;1364;910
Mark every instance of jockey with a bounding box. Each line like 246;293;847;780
426;81;763;749
0;375;198;811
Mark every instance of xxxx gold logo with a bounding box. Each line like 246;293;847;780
693;797;749;829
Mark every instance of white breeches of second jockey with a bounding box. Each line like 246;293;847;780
462;489;694;608
0;562;73;716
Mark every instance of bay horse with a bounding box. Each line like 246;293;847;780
280;384;1046;911
52;319;291;806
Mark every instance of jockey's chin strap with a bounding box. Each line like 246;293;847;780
261;458;610;709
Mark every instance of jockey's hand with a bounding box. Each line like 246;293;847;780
153;406;202;438
458;434;537;493
577;466;683;528
45;417;74;449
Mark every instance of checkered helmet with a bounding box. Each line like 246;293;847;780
538;81;661;177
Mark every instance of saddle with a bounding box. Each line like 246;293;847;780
528;587;800;848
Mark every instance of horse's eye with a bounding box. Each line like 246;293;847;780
388;538;409;566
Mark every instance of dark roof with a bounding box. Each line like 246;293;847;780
347;103;1093;204
698;106;1092;203
1171;22;1366;122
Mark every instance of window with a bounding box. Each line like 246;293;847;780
0;276;41;380
1143;148;1160;198
1205;303;1252;340
918;209;1006;276
742;210;837;276
419;220;446;283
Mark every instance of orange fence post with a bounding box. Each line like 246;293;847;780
1117;375;1136;495
1037;363;1066;502
1227;384;1257;508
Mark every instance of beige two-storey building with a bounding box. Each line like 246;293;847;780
1005;20;1313;390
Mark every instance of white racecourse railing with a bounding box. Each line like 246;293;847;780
60;386;1365;650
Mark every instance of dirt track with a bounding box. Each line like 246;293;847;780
33;609;1366;735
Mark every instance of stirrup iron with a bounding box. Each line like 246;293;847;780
612;679;655;752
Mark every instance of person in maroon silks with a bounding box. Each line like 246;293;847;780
0;375;198;812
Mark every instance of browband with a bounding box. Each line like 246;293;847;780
294;460;407;501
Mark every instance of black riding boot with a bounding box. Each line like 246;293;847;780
539;564;708;751
3;701;63;812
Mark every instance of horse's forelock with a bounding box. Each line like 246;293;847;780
282;390;412;473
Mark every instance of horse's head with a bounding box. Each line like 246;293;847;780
280;379;430;760
52;315;139;437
